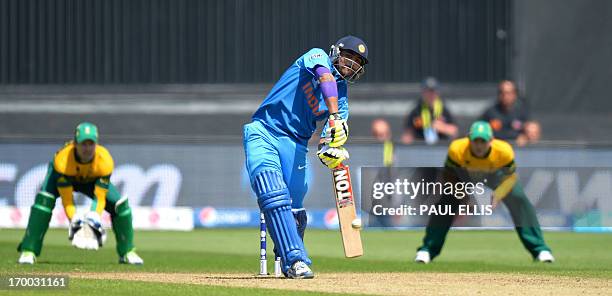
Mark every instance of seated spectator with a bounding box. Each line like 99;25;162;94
401;77;458;145
480;80;541;146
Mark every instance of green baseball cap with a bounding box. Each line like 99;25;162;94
469;121;493;142
74;122;99;143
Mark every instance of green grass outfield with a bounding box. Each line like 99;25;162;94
1;228;611;295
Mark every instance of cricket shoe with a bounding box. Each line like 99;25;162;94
536;250;555;263
286;261;314;279
414;250;431;264
119;250;144;265
18;251;36;265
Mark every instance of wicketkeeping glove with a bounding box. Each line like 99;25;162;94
85;212;107;247
317;144;349;169
70;212;107;250
68;216;83;241
323;113;348;147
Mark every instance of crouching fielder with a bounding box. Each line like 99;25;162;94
17;122;143;265
415;121;554;264
243;36;369;278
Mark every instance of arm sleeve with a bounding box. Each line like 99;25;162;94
315;66;339;101
57;176;76;220
92;176;110;215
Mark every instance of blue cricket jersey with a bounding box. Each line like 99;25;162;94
252;48;349;145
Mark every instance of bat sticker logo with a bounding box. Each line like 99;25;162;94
333;167;354;208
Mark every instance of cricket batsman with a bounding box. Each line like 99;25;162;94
415;121;554;263
243;36;368;278
17;122;143;265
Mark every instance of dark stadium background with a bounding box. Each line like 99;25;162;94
1;0;611;229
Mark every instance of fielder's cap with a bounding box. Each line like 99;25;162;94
469;121;493;142
75;122;99;143
421;76;439;90
335;35;369;64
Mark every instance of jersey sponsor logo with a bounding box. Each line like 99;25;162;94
309;53;323;60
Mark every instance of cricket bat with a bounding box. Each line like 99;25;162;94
331;163;363;258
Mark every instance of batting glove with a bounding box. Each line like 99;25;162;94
317;144;349;169
323;113;348;147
